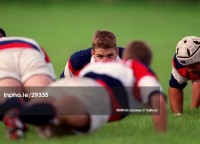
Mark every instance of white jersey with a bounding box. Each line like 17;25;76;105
79;60;134;87
78;60;163;122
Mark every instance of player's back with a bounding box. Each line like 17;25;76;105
79;60;162;105
0;36;43;52
79;60;134;87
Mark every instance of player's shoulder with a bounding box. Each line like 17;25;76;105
118;47;124;58
0;36;39;46
125;59;147;68
172;54;185;69
172;54;196;80
125;59;156;77
68;47;92;71
0;36;41;51
70;47;92;59
1;36;36;42
70;47;124;61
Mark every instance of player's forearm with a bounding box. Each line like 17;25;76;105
168;87;183;114
151;94;167;132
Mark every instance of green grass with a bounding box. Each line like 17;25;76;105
1;2;200;143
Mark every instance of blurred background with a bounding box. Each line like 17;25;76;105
1;0;200;83
1;0;200;143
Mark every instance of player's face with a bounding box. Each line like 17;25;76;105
186;62;200;77
92;48;119;62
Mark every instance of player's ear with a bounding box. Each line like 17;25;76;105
91;48;95;56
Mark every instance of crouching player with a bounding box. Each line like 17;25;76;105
60;30;124;78
0;28;56;138
3;40;167;139
169;36;200;115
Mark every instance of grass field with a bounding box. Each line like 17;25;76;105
1;1;200;143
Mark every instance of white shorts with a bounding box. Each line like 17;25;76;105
46;77;111;133
0;48;56;82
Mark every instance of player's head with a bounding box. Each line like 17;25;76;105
123;40;152;66
91;30;119;62
0;28;6;37
176;36;200;76
176;36;200;66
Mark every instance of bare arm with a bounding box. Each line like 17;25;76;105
191;81;200;109
168;87;183;114
150;93;167;132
